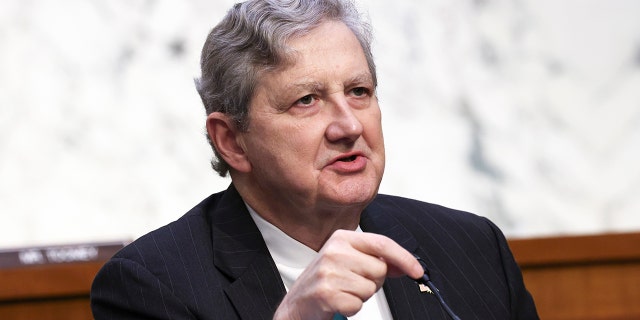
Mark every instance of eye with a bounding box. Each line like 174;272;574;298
295;94;316;107
351;87;369;97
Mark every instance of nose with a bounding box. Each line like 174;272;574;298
325;96;364;143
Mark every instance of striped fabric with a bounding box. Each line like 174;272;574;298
91;184;538;319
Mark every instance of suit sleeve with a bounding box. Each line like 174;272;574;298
91;257;196;320
483;217;539;320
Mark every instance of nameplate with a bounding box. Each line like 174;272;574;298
0;241;128;269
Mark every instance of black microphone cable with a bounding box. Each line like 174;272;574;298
412;254;462;320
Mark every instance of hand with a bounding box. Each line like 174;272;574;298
272;230;423;320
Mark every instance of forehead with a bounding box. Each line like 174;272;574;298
287;21;363;64
261;21;370;88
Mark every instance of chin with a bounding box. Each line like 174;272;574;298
327;180;379;207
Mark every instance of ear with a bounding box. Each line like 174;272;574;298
206;112;252;173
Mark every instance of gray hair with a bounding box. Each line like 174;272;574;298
195;0;377;177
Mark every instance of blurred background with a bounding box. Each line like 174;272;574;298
1;0;639;249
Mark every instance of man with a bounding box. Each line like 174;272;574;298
91;0;539;319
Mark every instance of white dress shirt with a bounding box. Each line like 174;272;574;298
247;205;393;320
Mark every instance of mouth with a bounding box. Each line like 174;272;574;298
337;155;358;162
327;153;367;172
331;151;364;164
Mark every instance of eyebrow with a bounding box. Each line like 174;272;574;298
270;72;375;110
269;80;324;111
284;80;325;94
283;72;373;93
346;72;374;87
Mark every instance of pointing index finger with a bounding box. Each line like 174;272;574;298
341;231;424;279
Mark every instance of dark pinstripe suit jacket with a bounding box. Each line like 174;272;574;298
91;184;538;319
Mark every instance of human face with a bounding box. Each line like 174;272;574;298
237;21;385;218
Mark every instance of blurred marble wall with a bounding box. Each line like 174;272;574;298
1;0;639;248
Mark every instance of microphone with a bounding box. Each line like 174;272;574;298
412;254;462;320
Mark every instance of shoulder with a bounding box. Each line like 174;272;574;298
367;195;534;318
371;193;493;230
368;194;505;254
91;190;233;317
110;190;227;273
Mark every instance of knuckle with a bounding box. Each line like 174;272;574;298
365;280;378;297
368;235;387;253
342;300;363;317
373;259;388;276
332;229;349;239
315;281;333;298
314;264;334;282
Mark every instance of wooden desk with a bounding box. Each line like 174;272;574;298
0;242;125;320
509;232;640;320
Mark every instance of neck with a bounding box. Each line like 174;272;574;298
233;181;364;251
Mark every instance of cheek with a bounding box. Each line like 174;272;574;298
251;121;323;165
362;111;384;144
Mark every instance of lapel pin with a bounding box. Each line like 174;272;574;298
418;283;434;294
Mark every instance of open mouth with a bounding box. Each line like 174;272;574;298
337;155;358;162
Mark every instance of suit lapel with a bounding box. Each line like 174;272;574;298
361;199;447;320
360;203;418;253
223;254;286;320
210;185;287;319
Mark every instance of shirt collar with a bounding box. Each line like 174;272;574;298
246;204;318;269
